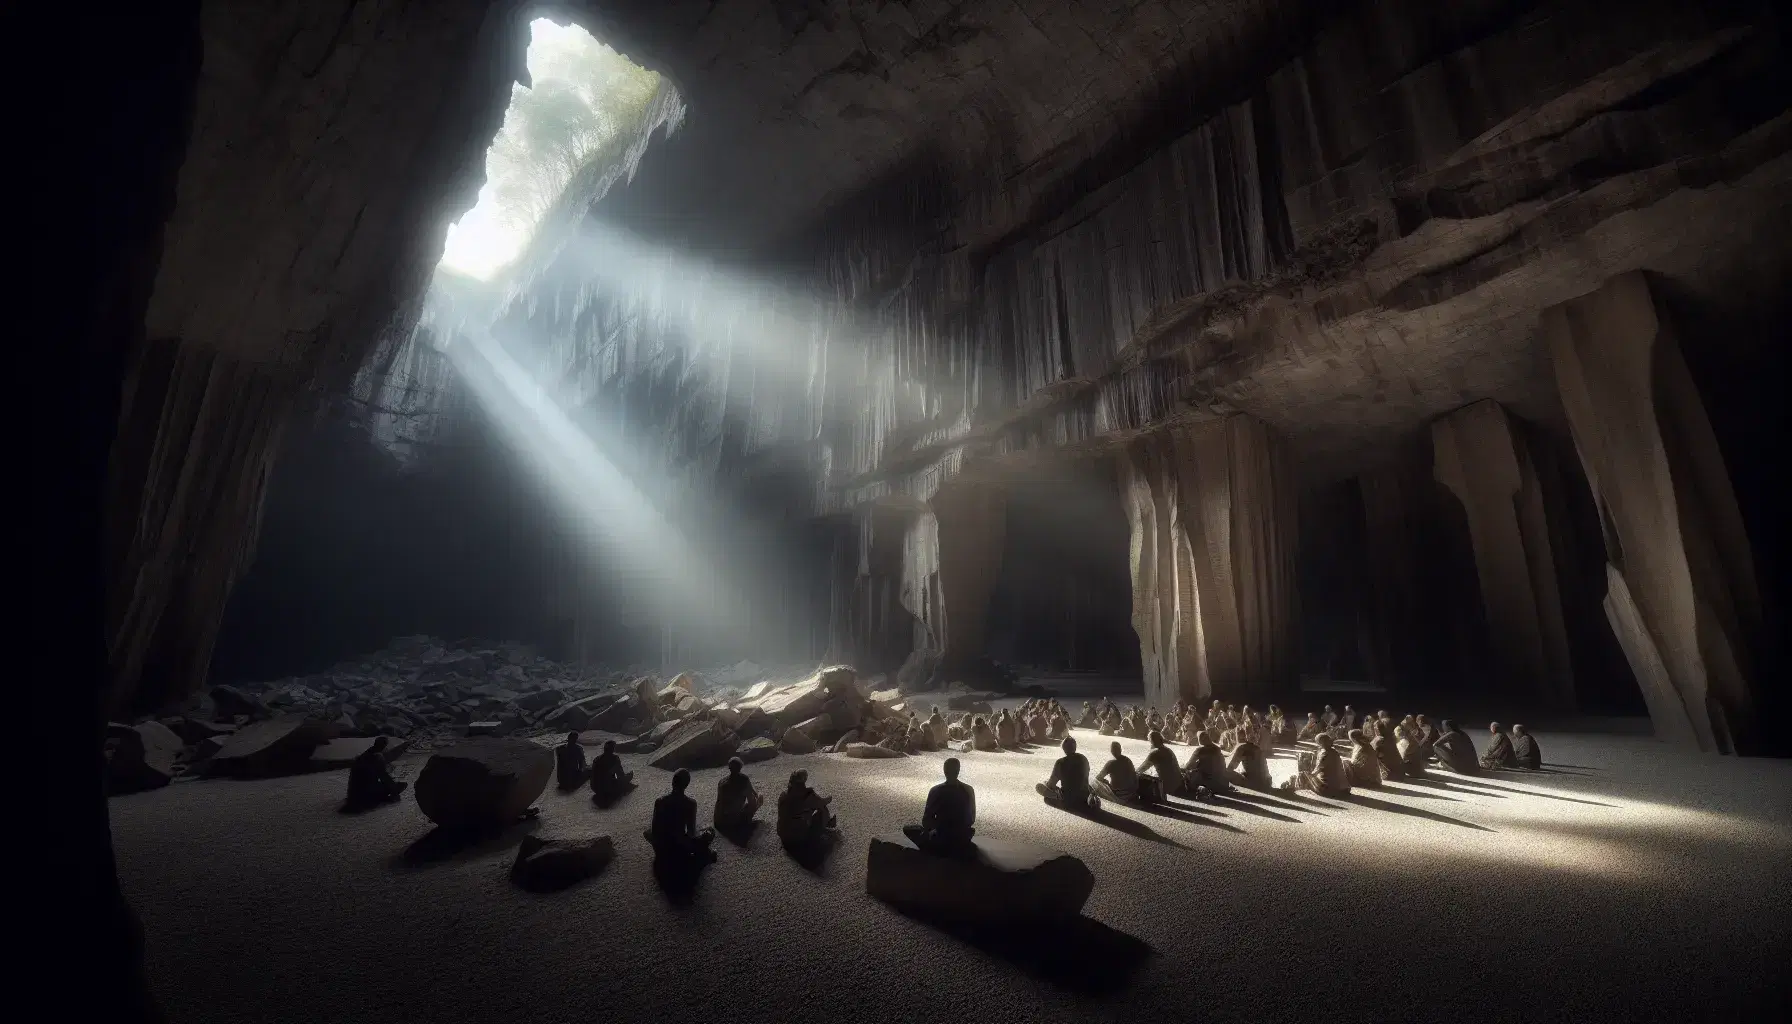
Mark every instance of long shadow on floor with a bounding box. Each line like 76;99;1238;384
1378;781;1465;801
1202;793;1302;823
1345;792;1496;831
1220;789;1323;815
1133;801;1246;833
895;907;1153;997
393;817;541;869
1401;776;1507;798
1438;776;1618;807
1544;762;1603;771
1083;807;1189;848
784;833;842;876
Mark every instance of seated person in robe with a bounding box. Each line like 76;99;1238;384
343;736;406;811
903;757;976;856
1320;705;1338;731
590;739;636;805
1398;725;1429;776
1146;710;1164;736
971;716;998;751
1511;724;1542;770
1372;730;1405;781
995;709;1020;748
1037;736;1099;811
928;707;949;747
1098;710;1120;736
1297;713;1321;741
1124;709;1147;740
1095;741;1142;803
713;757;764;832
555;731;588;791
1050;709;1070;740
1415;715;1441;757
1430;720;1480;774
1139;730;1184;799
776;768;837;848
1480;722;1517;770
1030;710;1051;743
1268;706;1287;744
1341;706;1359;730
1183;730;1230;796
1281;734;1352;796
645;769;716;865
1346;729;1381;788
1227;734;1274;790
1077;702;1099;729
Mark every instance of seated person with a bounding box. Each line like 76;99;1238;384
928;708;948;748
1037;736;1099;811
903;757;976;856
555;731;588;791
1511;724;1542;770
1320;705;1339;731
1480;722;1517;770
1227;734;1274;790
1398;723;1429;776
713;757;764;832
1371;730;1406;781
995;709;1020;748
1282;734;1352;796
1340;706;1359;730
1094;741;1141;803
1050;709;1070;741
1415;715;1441;758
1430;720;1480;774
1297;713;1321;741
1077;702;1099;729
776;769;837;848
970;716;998;751
1182;730;1230;796
1346;729;1381;788
1098;710;1121;736
644;769;716;865
1029;710;1050;743
1141;730;1186;800
589;739;636;805
343;736;406;811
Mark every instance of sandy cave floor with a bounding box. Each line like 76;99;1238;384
113;719;1792;1024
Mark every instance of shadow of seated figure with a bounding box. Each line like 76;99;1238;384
555;731;588;792
643;768;716;869
342;736;407;813
713;757;764;845
589;740;637;807
777;768;839;859
1037;736;1100;812
903;757;976;857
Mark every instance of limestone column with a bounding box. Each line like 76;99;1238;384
1542;271;1762;753
1122;415;1298;706
1430;400;1575;709
922;480;1007;675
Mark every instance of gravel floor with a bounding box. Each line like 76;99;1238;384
113;724;1792;1023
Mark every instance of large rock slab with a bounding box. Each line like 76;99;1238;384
735;736;779;763
307;735;412;771
207;717;330;778
545;693;622;731
867;834;1095;924
209;684;269;721
415;737;552;829
104;722;182;795
647;720;738;772
843;742;906;758
510;834;615;893
752;666;859;727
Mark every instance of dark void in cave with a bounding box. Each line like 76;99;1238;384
31;1;1792;1021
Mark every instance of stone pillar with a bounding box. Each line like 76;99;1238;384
1121;415;1298;706
1542;271;1762;753
912;480;1006;675
1430;400;1575;709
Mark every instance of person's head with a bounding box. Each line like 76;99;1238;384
727;757;743;776
943;757;961;780
1513;723;1528;737
789;769;808;791
1306;712;1317;721
1110;741;1123;758
1348;729;1367;745
1149;729;1165;748
1344;705;1355;714
371;736;389;753
565;731;579;745
1441;719;1458;732
1324;704;1334;712
603;740;616;754
1316;734;1335;750
672;769;691;792
1061;736;1077;754
973;715;986;728
1417;715;1431;726
1490;721;1503;734
931;705;940;715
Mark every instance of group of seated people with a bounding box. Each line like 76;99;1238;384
635;757;841;870
1281;715;1544;796
1077;697;1288;750
556;733;637;804
936;698;1073;753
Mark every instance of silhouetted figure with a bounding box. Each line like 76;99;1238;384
903;757;976;856
1037;736;1098;811
1227;736;1274;790
1282;733;1351;796
1346;729;1381;788
1095;740;1140;802
996;709;1020;748
342;736;405;811
1431;720;1480;774
1141;730;1185;800
1183;730;1229;796
777;768;837;848
1415;715;1441;759
1480;722;1517;770
1320;705;1338;730
645;768;716;866
1511;724;1542;770
1078;702;1099;729
927;707;948;747
590;740;636;806
713;757;764;832
556;731;588;791
971;716;997;751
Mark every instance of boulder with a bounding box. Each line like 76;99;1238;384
104;723;181;795
307;735;411;771
754;665;858;727
162;716;234;745
209;684;268;721
417;652;487;682
135;719;184;755
735;736;779;764
633;676;660;711
779;728;817;754
415;738;553;829
586;694;640;732
867;833;1095;924
946;694;996;713
741;681;772;702
789;713;838;745
843;742;906;759
207;717;330;778
510;834;615;893
869;688;902;705
647;721;738;772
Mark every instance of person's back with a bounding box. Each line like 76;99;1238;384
1512;724;1541;770
1142;742;1182;797
555;733;587;790
920;767;976;850
1186;733;1229;792
1432;722;1479;773
1098;750;1139;801
651;789;694;845
715;762;761;827
1054;750;1091;801
1228;740;1272;790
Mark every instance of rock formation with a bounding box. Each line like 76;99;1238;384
414;737;553;829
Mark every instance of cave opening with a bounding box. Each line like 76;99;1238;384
985;459;1142;687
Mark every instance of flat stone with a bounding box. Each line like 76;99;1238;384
842;742;906;759
752;666;858;727
648;720;738;772
466;720;507;736
209;684;268;721
207;717;330;779
866;833;1095;924
307;735;412;771
415;737;553;829
734;736;779;763
105;722;182;795
510;834;615;893
779;728;818;754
